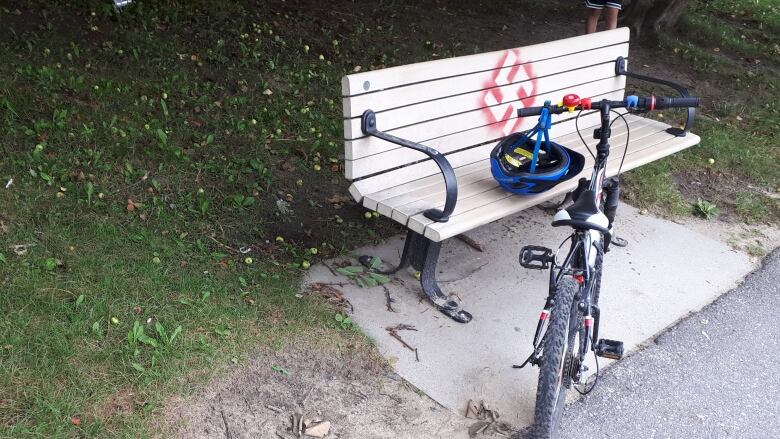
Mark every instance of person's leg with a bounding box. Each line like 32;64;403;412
604;6;620;29
585;5;602;34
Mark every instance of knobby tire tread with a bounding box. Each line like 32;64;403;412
592;242;603;306
532;277;578;439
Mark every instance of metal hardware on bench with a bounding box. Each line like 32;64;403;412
614;56;696;137
359;230;473;323
360;110;458;222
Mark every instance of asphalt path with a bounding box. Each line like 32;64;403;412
554;249;780;439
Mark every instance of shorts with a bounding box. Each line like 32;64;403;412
585;0;623;9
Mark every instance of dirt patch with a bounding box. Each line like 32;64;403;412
673;168;742;219
675;215;780;261
164;339;473;439
673;167;780;222
92;386;137;421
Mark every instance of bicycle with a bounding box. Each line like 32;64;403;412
511;93;700;438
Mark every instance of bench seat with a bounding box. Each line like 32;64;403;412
351;114;699;241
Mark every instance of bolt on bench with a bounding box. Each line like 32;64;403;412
341;28;700;323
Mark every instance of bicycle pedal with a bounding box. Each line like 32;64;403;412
519;246;553;270
612;236;628;247
595;339;624;360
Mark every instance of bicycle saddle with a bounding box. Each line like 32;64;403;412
551;190;610;234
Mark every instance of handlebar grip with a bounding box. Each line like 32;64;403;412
655;96;700;109
517;107;543;117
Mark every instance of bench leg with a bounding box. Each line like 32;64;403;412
357;230;415;275
360;230;473;324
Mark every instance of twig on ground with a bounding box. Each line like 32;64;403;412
209;235;241;254
321;261;340;277
220;410;232;439
299;386;314;407
386;324;418;353
306;283;353;312
383;285;396;312
37;287;76;296
456;234;484;252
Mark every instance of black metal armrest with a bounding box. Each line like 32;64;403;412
361;110;457;222
615;56;696;137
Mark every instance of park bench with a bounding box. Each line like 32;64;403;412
341;28;700;323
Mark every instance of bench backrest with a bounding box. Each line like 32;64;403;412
342;28;630;200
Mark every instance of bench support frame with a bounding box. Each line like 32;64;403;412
360;230;473;323
615;56;696;137
361;110;458;222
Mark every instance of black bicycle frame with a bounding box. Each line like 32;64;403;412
549;101;616;361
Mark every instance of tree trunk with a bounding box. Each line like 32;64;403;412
621;0;689;43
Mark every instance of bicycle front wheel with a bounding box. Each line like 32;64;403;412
532;277;579;438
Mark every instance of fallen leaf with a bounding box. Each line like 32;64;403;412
10;244;32;256
326;193;352;208
304;421;331;438
468;421;490;438
306;283;353;311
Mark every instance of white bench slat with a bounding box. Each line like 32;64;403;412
344;75;626;169
348;91;625;200
343;61;622;143
413;132;700;241
384;116;660;225
344;55;628;141
343;43;629;119
364;161;485;212
341;28;629;97
361;110;622;212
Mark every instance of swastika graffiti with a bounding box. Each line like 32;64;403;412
480;49;538;136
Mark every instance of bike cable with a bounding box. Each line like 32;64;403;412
574;336;600;396
573;109;631;176
574;110;596;160
609;110;631;176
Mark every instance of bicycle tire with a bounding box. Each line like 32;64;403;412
532;277;579;439
591;242;603;306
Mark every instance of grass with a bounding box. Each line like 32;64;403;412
0;191;359;436
0;1;403;436
690;0;780;32
622;0;779;220
0;0;778;437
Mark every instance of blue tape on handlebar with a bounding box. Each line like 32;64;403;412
626;95;638;110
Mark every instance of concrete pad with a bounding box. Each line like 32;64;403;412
305;204;754;427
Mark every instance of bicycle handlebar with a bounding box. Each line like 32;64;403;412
517;95;701;118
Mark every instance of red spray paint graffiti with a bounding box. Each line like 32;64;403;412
480;49;538;136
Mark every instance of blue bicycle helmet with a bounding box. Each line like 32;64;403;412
490;102;584;195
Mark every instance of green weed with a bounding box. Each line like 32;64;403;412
694;198;721;219
336;257;391;288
